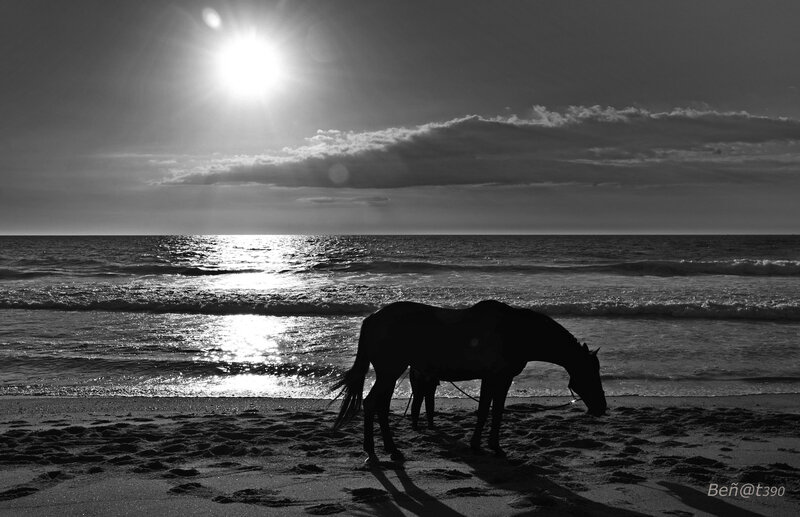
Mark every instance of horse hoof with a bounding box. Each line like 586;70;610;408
364;455;380;467
491;447;506;457
390;451;406;462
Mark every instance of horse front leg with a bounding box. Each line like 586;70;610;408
488;377;513;456
409;369;425;430
424;385;436;428
410;391;424;430
470;379;493;452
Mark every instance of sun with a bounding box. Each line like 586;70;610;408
215;33;283;101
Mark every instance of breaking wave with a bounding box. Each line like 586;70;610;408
307;259;800;277
2;298;799;321
0;265;263;279
602;373;800;383
0;299;377;317
0;355;341;379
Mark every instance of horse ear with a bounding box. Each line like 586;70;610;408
582;342;589;352
592;347;600;356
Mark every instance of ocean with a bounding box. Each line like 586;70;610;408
1;235;798;400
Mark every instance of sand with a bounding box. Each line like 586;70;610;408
0;395;798;516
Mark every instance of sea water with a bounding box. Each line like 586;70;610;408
1;235;798;399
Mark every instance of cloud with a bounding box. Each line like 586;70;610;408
297;195;390;206
163;106;800;189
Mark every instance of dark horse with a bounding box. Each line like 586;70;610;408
332;300;607;464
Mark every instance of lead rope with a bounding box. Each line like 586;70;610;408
448;381;480;403
403;381;581;416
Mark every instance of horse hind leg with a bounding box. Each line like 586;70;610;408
362;386;379;464
363;374;404;463
470;379;493;452
376;379;405;461
424;384;436;428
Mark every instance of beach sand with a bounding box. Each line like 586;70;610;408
0;395;798;516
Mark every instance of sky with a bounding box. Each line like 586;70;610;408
2;0;800;234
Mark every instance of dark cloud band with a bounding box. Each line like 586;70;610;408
164;106;800;189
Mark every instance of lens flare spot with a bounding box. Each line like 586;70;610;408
202;8;222;30
328;163;349;185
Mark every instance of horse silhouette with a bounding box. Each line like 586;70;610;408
332;300;607;464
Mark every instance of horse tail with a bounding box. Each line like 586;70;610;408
330;316;372;430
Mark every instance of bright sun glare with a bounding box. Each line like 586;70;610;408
216;33;283;101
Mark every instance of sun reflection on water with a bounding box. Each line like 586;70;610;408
133;236;372;397
199;374;324;398
201;314;288;365
154;312;349;397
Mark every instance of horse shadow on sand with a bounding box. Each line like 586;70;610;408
345;414;649;517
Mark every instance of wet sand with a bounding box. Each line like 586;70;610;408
0;395;798;516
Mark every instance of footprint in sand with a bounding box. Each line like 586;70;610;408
214;488;294;507
608;470;646;484
595;458;643;468
132;460;168;473
290;463;325;474
669;464;714;482
443;486;492;497
160;443;186;454
740;464;800;488
682;455;726;469
304;502;347;515
36;470;73;482
543;449;574;458
558;438;606;449
234;465;264;472
508;494;558;509
97;443;139;454
651;455;683;467
621;445;643;455
421;468;473;480
168;482;213;498
209;444;237;455
0;486;39;501
163;468;200;478
205;461;240;468
0;470;74;501
348;487;390;503
770;462;799;472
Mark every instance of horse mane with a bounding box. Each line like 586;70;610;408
514;305;590;366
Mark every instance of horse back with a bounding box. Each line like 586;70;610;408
364;301;527;380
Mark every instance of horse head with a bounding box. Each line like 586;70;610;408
568;343;607;416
